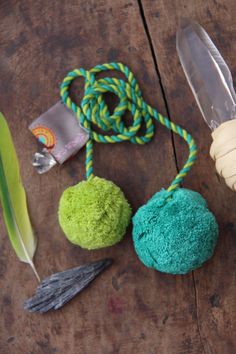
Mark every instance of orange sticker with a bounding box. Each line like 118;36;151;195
32;126;56;148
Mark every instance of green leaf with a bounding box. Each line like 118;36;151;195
0;113;39;281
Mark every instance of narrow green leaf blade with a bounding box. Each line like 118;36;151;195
0;113;39;280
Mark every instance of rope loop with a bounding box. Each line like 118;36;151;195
60;62;197;190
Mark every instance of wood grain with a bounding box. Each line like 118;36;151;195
0;0;235;353
141;0;236;353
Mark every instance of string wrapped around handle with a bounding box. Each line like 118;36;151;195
210;119;236;191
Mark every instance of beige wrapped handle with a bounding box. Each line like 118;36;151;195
210;119;236;191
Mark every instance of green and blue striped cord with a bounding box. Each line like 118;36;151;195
60;62;197;192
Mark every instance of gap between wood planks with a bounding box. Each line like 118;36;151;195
136;1;209;353
136;0;179;174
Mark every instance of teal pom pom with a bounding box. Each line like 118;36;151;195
132;188;218;274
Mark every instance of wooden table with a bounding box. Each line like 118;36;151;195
0;1;235;353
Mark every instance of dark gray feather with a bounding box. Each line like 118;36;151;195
24;258;113;313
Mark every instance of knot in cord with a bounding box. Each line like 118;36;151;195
60;62;197;192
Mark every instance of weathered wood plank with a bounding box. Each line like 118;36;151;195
0;1;187;353
141;1;236;353
1;0;233;353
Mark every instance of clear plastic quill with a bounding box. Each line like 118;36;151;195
176;20;236;131
176;20;236;191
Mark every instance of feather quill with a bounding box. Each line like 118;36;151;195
0;113;39;281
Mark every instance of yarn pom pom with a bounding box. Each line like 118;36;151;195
58;177;131;250
132;188;218;274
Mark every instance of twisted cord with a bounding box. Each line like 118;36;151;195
60;62;197;192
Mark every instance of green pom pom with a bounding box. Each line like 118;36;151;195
132;188;218;274
58;176;132;250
